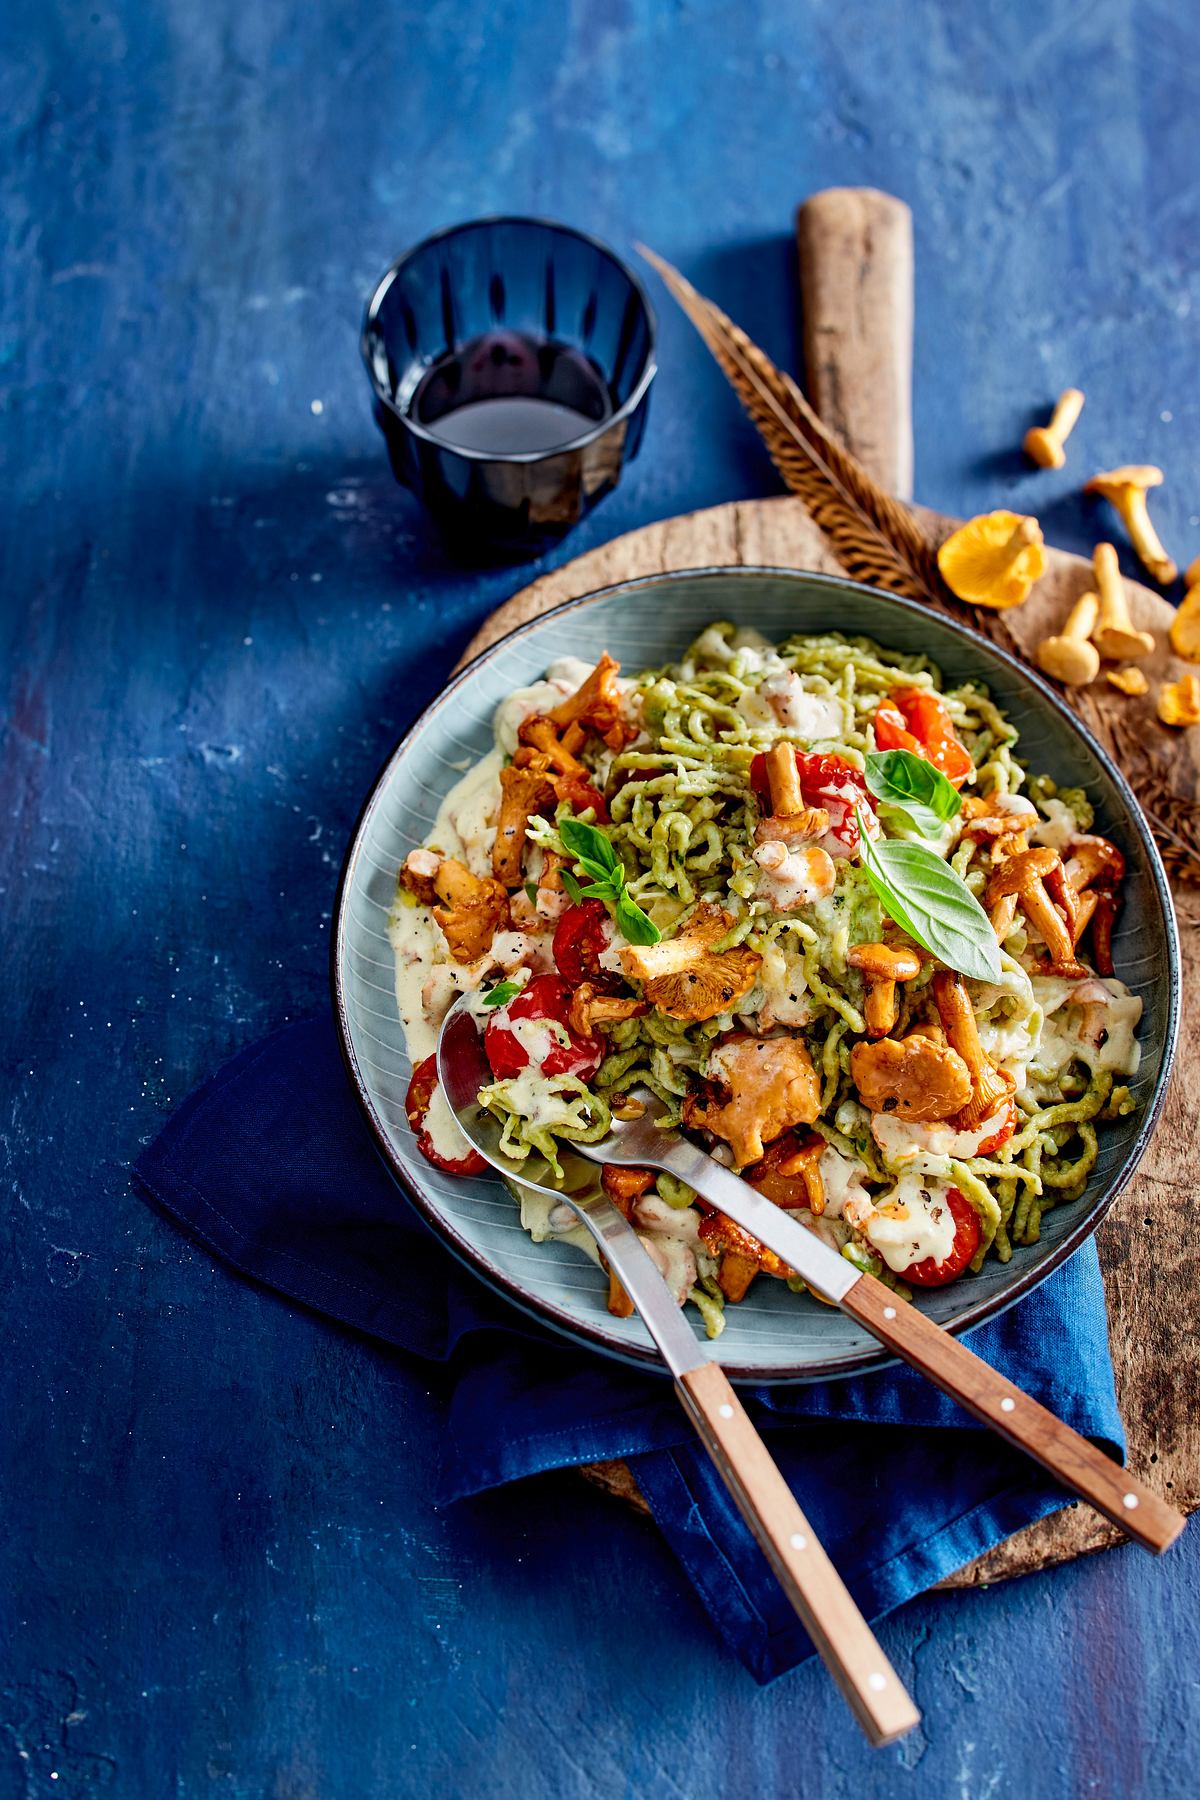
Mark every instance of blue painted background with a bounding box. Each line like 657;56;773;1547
3;1;1198;1794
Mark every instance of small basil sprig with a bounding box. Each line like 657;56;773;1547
557;816;661;947
864;749;962;840
854;806;1002;984
481;979;521;1009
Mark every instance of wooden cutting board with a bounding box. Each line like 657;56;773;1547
458;191;1198;1585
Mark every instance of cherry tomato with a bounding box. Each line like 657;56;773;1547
552;900;613;986
899;1185;981;1287
972;1098;1017;1158
554;770;610;823
873;689;974;788
405;1054;488;1178
749;749;876;851
483;973;605;1082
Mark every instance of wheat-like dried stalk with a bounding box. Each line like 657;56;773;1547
640;243;1200;887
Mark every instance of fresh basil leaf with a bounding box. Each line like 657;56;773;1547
854;807;1002;983
561;869;584;904
579;883;614;901
559;816;618;875
523;881;538;903
615;894;662;946
865;749;962;839
481;980;520;1009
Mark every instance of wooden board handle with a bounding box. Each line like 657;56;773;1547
796;187;914;499
677;1362;920;1745
842;1274;1185;1555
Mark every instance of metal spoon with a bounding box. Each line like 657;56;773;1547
438;996;1184;1560
437;995;920;1746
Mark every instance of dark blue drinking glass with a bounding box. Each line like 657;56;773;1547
361;217;657;560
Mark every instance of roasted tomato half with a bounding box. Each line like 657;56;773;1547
873;688;974;788
898;1185;981;1287
552;900;614;987
749;749;876;851
483;973;606;1082
973;1098;1017;1158
405;1053;488;1177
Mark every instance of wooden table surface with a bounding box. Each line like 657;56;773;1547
2;3;1197;1796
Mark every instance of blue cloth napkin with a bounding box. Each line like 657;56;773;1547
133;1015;1125;1683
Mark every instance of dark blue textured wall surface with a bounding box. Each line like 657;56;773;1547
2;2;1198;1795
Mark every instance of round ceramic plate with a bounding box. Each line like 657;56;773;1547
333;568;1180;1382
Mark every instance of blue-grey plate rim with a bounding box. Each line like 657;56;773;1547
331;566;1181;1384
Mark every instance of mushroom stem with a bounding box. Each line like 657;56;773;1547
1023;389;1084;469
1092;544;1156;661
931;970;1013;1128
1120;490;1177;586
1022;878;1084;975
1005;516;1043;556
764;742;804;817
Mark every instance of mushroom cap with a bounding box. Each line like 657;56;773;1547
621;904;762;1021
1157;674;1200;729
847;942;922;982
1092;622;1156;662
1085;465;1164;497
1036;633;1100;687
849;1034;973;1123
936;511;1046;609
1168;588;1200;663
1023;425;1066;470
1105;666;1150;696
1064;835;1126;892
985;845;1060;902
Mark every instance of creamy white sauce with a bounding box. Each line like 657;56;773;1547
736;669;847;741
1031;797;1080;852
845;1173;959;1274
816;1142;872;1220
1030;976;1142;1079
506;1013;568;1068
757;937;812;1028
427;746;503;876
754;841;836;909
872;1105;1011;1165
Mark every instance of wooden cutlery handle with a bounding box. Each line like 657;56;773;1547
677;1362;920;1746
842;1274;1184;1554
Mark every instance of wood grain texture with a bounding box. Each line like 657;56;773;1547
677;1362;921;1744
796;190;915;500
462;491;1200;1585
841;1273;1183;1555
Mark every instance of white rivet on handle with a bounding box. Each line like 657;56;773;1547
789;1532;807;1551
1123;1493;1139;1510
868;1673;887;1692
883;1306;896;1320
718;1403;734;1420
1000;1397;1015;1413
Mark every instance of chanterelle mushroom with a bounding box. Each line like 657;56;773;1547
1091;544;1155;661
1157;673;1200;729
567;982;647;1037
493;759;556;886
548;653;633;751
931;970;1013;1129
1036;592;1101;688
847;942;922;1037
1168;588;1200;664
1064;836;1124;976
985;846;1085;977
936;511;1046;609
408;855;509;964
850;1033;973;1123
1085;467;1177;586
1023;388;1084;470
683;1034;821;1167
620;904;761;1022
